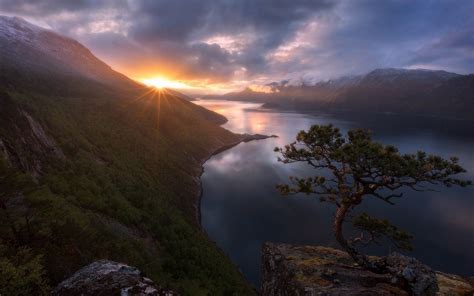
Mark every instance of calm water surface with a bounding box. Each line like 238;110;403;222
195;100;474;287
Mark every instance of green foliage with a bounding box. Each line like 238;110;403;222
0;247;50;296
276;124;470;266
275;125;471;204
352;213;413;251
0;88;253;295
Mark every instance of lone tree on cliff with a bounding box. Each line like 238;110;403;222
275;124;471;272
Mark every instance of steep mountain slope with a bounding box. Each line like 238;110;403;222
165;88;196;101
206;68;474;119
0;16;253;295
0;16;137;92
333;68;469;115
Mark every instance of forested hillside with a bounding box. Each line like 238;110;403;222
0;16;253;295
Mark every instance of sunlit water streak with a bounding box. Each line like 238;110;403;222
194;99;474;287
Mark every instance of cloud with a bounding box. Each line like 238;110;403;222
0;0;473;91
262;0;474;81
408;27;474;74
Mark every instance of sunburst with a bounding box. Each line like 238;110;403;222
142;77;189;89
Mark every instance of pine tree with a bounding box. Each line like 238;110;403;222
275;124;471;271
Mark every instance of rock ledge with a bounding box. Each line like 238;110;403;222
261;243;474;296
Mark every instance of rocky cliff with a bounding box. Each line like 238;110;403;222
261;243;474;296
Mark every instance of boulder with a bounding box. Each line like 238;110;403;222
385;253;438;295
53;260;177;296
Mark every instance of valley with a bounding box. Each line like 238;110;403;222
0;3;473;294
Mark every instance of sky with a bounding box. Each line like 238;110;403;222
1;0;473;94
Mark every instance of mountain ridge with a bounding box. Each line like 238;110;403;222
0;15;137;91
0;16;254;295
204;68;474;119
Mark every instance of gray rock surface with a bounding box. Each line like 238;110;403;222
261;243;474;296
386;253;438;295
53;260;177;296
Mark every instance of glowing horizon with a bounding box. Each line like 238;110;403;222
141;77;192;90
8;1;470;96
138;75;255;95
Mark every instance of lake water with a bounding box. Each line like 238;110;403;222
195;99;474;287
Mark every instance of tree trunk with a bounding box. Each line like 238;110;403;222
333;203;382;272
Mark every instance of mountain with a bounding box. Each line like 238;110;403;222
0;16;253;295
333;68;471;116
0;16;140;93
205;68;474;119
165;88;196;101
205;87;272;102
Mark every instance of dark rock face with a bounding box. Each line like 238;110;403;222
53;260;177;296
261;243;474;296
0;91;65;179
386;253;438;295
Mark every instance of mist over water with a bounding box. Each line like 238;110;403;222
195;100;474;287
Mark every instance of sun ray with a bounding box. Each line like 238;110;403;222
142;77;190;89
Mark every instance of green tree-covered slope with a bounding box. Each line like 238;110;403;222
0;16;253;295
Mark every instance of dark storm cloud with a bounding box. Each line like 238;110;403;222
127;0;334;40
0;0;472;86
122;0;336;80
0;0;123;15
261;0;474;81
128;1;212;43
408;27;474;73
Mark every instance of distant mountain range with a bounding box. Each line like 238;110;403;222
0;16;252;294
204;68;474;119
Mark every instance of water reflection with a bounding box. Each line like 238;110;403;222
195;100;474;287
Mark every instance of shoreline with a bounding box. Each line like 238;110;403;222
195;133;278;226
193;131;277;292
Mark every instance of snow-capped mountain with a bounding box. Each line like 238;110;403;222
206;67;474;119
0;15;137;92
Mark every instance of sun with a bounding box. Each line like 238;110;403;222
142;77;189;89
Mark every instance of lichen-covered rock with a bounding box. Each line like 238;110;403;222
436;273;474;296
386;253;438;295
52;260;177;296
261;243;474;296
261;243;407;295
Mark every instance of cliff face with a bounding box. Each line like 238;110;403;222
261;243;474;296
